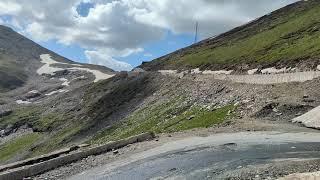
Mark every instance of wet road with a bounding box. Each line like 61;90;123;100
69;132;320;180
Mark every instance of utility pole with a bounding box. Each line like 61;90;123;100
194;21;199;44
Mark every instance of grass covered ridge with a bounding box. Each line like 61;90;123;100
141;0;320;70
0;133;41;162
0;107;82;159
91;96;235;144
0;107;66;132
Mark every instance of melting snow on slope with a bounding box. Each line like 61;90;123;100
69;67;114;82
45;89;69;96
28;90;40;94
37;54;114;82
59;78;70;86
37;54;65;75
16;100;32;105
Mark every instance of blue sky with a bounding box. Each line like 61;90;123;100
38;30;195;67
0;0;298;71
117;31;195;67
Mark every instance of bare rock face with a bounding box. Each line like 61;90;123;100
24;92;42;99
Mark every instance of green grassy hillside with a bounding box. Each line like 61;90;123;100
140;0;320;71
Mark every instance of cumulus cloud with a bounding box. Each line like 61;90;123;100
0;1;21;15
0;0;298;70
85;50;133;71
127;0;298;37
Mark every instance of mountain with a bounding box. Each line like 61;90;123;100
0;25;114;92
140;0;320;72
1;0;320;169
0;25;117;163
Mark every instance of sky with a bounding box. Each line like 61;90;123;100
0;0;298;71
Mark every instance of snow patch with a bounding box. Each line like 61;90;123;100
45;89;69;96
59;78;70;86
68;67;114;82
37;54;64;75
37;54;114;82
16;100;32;105
28;90;39;94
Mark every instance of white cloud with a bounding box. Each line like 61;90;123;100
85;50;133;71
0;0;298;71
127;0;298;37
144;53;153;57
0;1;21;15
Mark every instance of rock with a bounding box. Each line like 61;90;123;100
78;144;90;148
222;143;237;147
303;94;309;99
169;168;177;171
53;69;70;77
25;92;42;99
178;72;185;79
70;146;80;151
23;177;33;180
234;101;240;106
113;150;119;155
0;129;5;137
3;124;14;135
118;71;128;78
303;98;315;103
132;68;145;73
187;115;195;120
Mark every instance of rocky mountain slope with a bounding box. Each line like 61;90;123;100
140;0;320;73
0;25;114;92
0;25;117;163
1;0;320;169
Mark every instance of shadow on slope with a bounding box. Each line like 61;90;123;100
0;54;27;92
